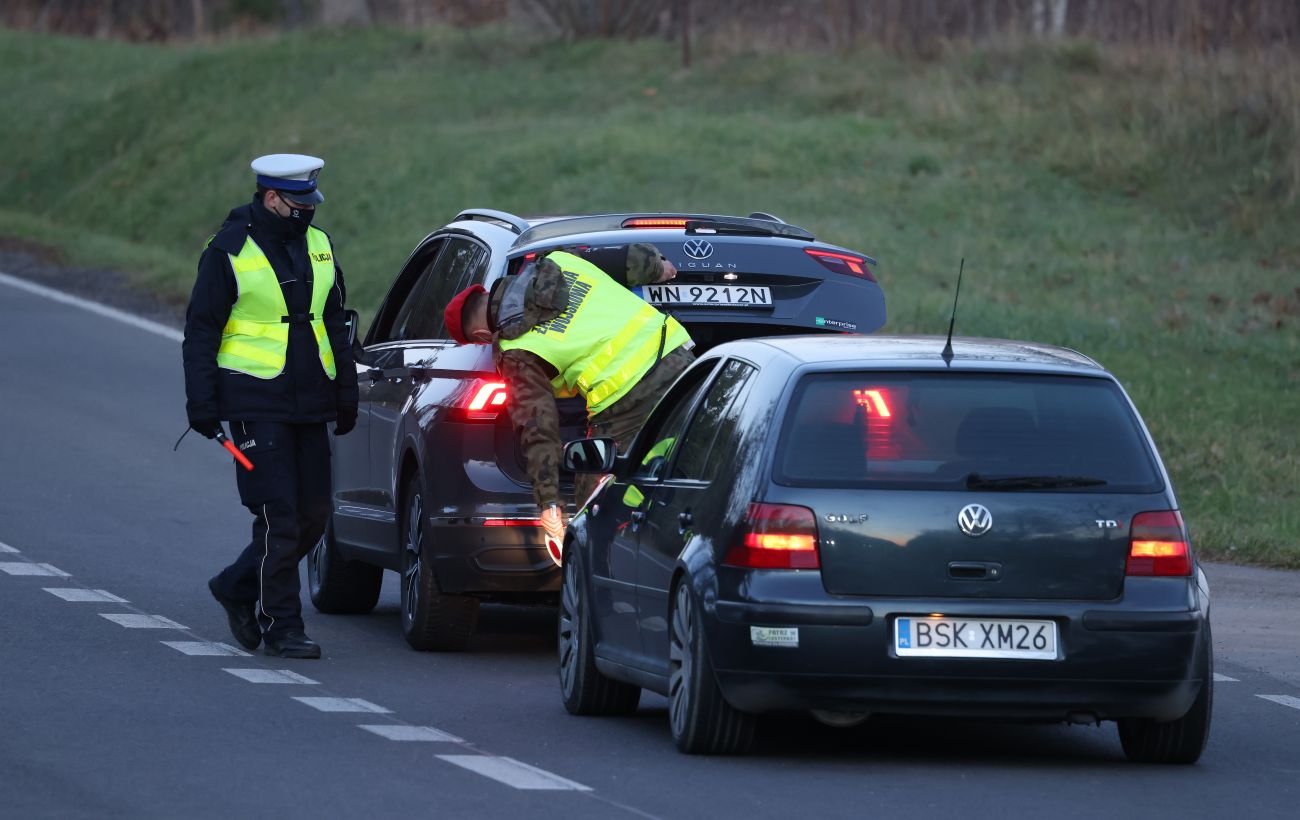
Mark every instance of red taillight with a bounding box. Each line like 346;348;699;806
853;387;901;459
450;380;509;422
1126;510;1192;576
724;503;820;569
483;518;541;527
805;248;876;281
622;217;690;229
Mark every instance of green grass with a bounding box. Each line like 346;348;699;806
1;27;1296;566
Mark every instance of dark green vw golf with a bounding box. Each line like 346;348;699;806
557;335;1212;761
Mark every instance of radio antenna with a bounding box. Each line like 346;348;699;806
941;258;964;365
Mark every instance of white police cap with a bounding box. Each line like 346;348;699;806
251;153;325;205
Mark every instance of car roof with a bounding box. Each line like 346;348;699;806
711;334;1107;374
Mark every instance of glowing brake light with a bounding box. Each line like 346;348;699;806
484;518;541;527
622;218;690;229
853;389;891;417
451;380;509;422
724;503;820;569
805;248;876;282
1126;511;1192;576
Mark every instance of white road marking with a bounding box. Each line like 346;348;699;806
99;613;187;629
162;641;250;657
0;562;70;577
224;668;319;685
293;697;390;714
359;725;463;743
0;542;19;553
1258;695;1300;711
0;271;183;343
43;588;128;603
436;755;592;791
1214;673;1239;682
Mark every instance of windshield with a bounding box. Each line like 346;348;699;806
774;372;1163;493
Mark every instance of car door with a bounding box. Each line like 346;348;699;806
637;358;760;668
367;236;490;558
591;361;719;668
331;238;444;554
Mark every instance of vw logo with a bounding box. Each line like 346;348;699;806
683;239;714;260
957;504;993;537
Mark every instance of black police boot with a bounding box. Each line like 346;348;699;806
208;576;261;651
263;630;322;659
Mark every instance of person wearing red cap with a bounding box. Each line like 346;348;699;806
445;243;692;562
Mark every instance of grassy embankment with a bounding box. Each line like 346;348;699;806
0;27;1296;566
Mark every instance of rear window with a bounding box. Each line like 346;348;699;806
774;372;1163;492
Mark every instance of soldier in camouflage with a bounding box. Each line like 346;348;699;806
443;243;693;555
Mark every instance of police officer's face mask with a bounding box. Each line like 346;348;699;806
274;193;315;234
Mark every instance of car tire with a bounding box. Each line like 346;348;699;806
307;518;382;615
668;580;756;755
1118;622;1213;764
558;544;641;716
399;476;478;652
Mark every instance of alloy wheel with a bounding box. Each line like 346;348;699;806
558;555;580;699
669;583;694;738
402;492;423;628
308;534;326;591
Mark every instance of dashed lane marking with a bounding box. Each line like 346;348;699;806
100;613;188;629
1258;695;1300;711
0;271;183;343
359;725;463;742
1214;673;1239;682
436;755;592;791
44;588;128;603
293;697;391;714
162;641;250;657
224;668;319;685
0;562;70;576
0;542;19;553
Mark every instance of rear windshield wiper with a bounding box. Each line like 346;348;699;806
964;473;1109;490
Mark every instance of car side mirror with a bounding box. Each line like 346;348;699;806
563;437;617;474
343;309;361;349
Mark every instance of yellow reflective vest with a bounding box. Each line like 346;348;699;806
216;227;338;381
498;251;690;416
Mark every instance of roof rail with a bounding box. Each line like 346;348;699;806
452;209;530;235
511;213;814;248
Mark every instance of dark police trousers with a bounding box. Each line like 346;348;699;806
213;421;330;638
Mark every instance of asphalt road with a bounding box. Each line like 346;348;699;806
2;273;1299;819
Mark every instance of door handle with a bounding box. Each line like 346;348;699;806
678;510;693;532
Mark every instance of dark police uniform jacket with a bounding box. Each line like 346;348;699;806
182;197;359;424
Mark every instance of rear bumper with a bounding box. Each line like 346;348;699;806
703;578;1208;721
428;521;560;598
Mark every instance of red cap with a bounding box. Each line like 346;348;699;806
444;284;488;345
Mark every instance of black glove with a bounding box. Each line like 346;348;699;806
334;406;357;436
189;417;222;440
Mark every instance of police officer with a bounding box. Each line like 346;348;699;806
183;154;358;659
443;244;692;564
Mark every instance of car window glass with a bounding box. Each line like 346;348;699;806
367;240;444;345
670;360;757;482
390;238;488;342
774;372;1162;492
629;362;718;481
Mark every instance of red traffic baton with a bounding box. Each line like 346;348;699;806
214;428;254;472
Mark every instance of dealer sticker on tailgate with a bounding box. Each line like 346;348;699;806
895;616;1058;660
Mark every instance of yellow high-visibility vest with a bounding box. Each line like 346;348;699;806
498;251;690;416
216;227;337;380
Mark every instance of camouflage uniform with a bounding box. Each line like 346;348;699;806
492;243;694;509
